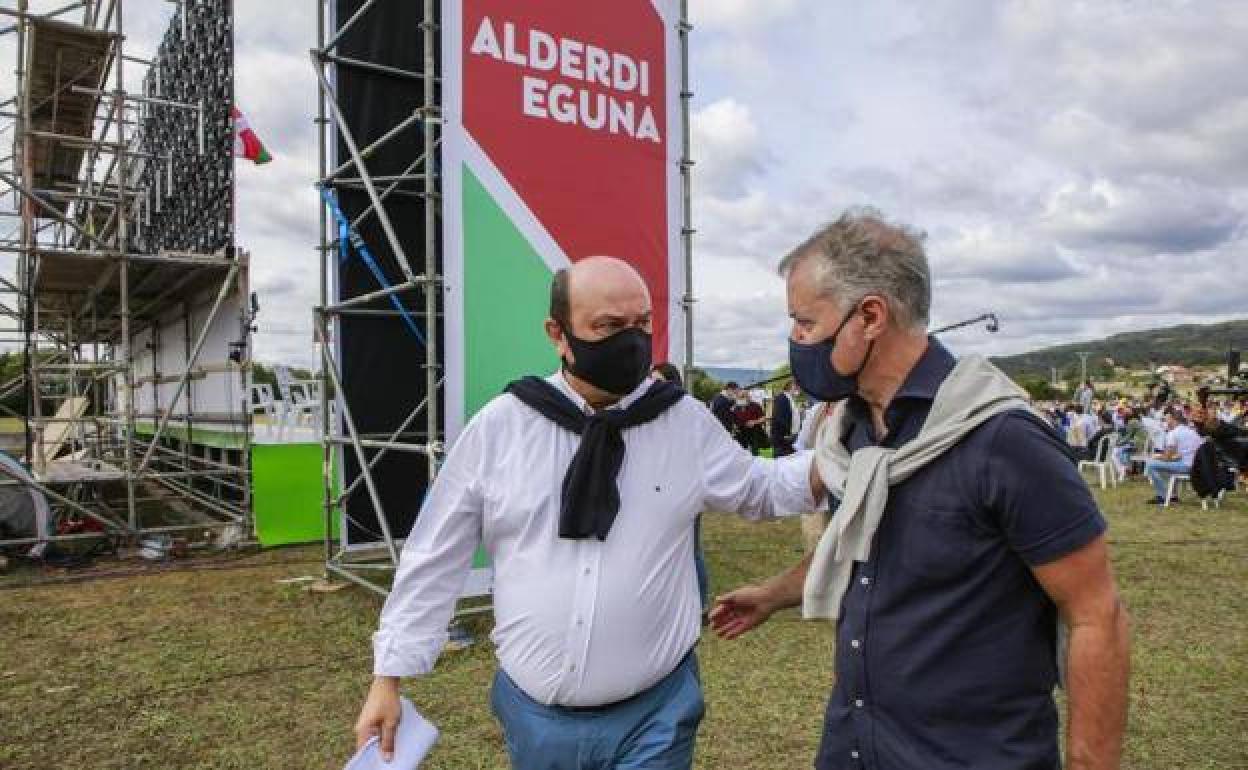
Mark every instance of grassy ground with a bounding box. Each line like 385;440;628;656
1;480;1245;769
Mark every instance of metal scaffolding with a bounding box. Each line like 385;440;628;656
312;0;441;595
0;0;251;551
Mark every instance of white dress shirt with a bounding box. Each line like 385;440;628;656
1164;424;1204;466
372;372;817;707
1140;416;1165;450
1081;413;1100;442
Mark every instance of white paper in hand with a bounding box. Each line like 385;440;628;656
345;696;439;770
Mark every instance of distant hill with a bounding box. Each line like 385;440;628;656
992;320;1248;381
699;366;773;387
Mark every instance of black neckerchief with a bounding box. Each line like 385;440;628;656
504;376;685;540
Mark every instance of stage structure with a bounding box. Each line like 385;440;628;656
0;0;251;551
315;0;693;598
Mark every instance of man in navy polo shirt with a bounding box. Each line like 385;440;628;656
711;208;1131;770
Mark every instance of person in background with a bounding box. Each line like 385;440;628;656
1154;379;1172;410
770;380;802;457
1077;379;1095;414
1046;405;1064;433
1111;403;1126;431
733;392;768;455
1140;408;1166;455
1081;406;1101;455
1114;407;1150;481
709;381;739;436
1189;386;1213;435
1066;403;1088;454
1216;399;1236;424
1085;411;1117;466
1143;409;1204;505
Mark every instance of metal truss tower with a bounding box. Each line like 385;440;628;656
0;0;251;551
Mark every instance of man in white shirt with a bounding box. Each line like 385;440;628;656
1066;405;1087;451
1143;409;1204;504
354;256;823;768
1139;410;1165;452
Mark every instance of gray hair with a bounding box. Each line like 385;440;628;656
778;207;931;330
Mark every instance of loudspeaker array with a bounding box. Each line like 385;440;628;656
132;0;233;256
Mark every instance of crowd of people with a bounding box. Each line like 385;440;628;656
699;372;1248;511
1038;379;1248;504
707;381;803;457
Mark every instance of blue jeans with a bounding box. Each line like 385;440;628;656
1145;459;1190;498
1113;445;1133;469
489;653;704;770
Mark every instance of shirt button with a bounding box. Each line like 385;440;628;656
854;699;864;709
569;663;577;672
850;639;861;649
851;750;860;760
575;617;584;627
860;576;871;586
583;567;592;576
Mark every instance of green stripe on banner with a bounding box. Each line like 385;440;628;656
463;165;559;418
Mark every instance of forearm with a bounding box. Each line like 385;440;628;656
1064;602;1131;769
762;552;813;611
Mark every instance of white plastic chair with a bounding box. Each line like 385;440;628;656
1163;474;1190;508
1078;433;1118;490
250;383;279;421
1128;433;1156;469
289;380;325;430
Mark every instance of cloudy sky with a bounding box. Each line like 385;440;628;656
6;1;1246;370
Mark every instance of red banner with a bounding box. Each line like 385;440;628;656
462;0;672;360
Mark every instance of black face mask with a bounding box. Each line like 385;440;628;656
561;325;653;396
788;307;872;403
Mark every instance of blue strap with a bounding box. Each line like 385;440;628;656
319;186;426;346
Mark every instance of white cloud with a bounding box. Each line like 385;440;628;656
689;0;803;29
932;226;1080;284
691;99;765;199
1041;176;1242;255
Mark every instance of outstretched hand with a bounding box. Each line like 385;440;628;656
709;584;779;640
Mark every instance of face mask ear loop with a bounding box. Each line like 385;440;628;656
557;321;577;375
836;300;877;381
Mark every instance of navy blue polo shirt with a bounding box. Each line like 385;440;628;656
815;339;1106;770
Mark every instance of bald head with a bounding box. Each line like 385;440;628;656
549;256;652;340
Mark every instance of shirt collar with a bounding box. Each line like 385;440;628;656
548;369;655;415
891;336;957;402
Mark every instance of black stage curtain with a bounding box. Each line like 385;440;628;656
333;0;442;545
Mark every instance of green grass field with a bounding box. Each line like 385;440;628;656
1;480;1245;769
